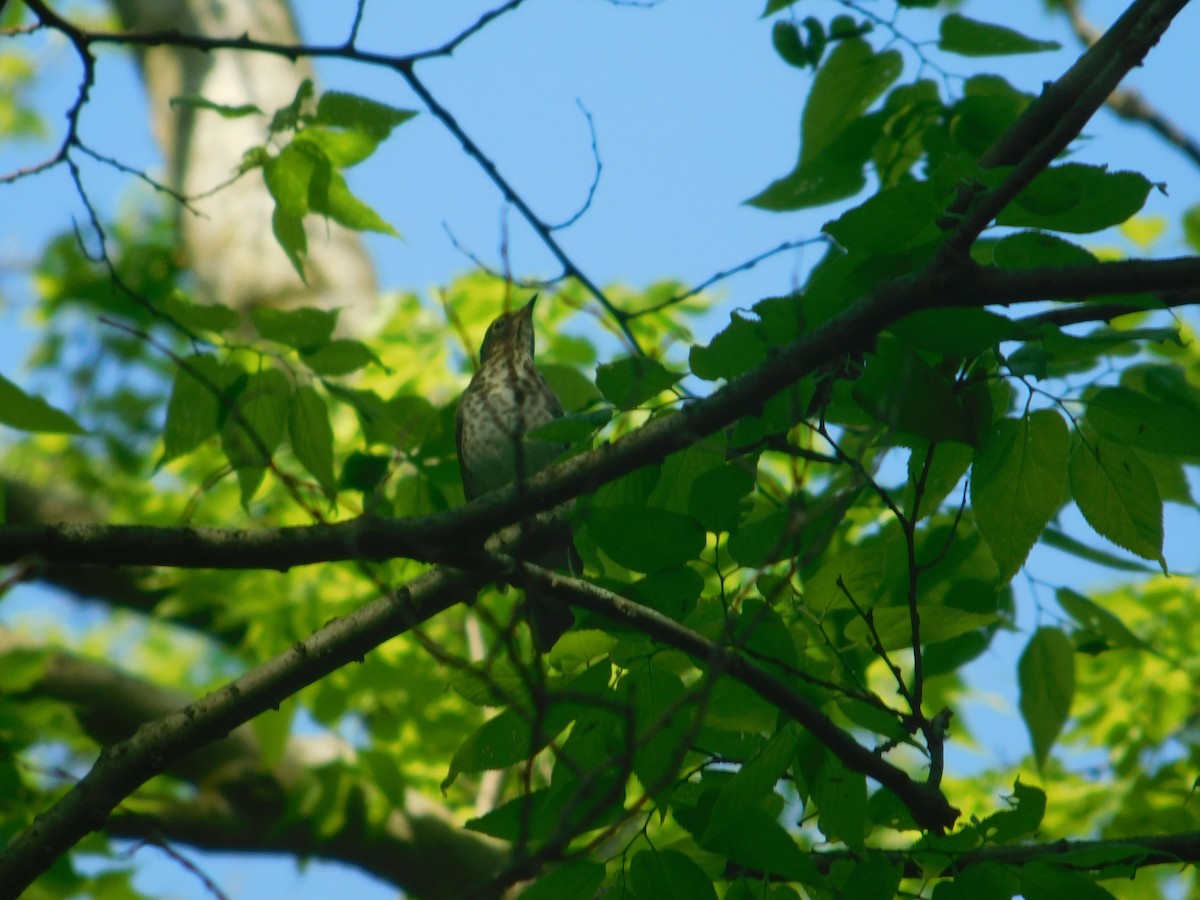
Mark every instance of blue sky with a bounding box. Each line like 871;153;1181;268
2;1;1199;897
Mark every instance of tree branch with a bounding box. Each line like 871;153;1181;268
0;637;509;897
2;257;1197;572
0;565;487;895
1059;0;1200;169
942;0;1190;255
509;562;959;833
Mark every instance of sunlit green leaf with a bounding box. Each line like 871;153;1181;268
161;354;244;463
308;168;398;235
289;385;336;496
313;91;417;141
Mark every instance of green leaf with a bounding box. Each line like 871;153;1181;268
1184;203;1200;253
220;369;292;505
933;863;1019;900
339;451;390;494
629;849;717;900
845;606;998;651
250;306;339;352
271;205;308;281
840;853;903;900
746;115;881;210
467;786;622;843
1056;587;1153;654
889;308;1016;358
904;441;973;521
852;335;978;444
301;339;377;376
772;21;812;69
0;373;84;435
161;293;241;333
1041;528;1157;574
1069;435;1163;562
169;94;263;118
824;181;946;251
444;704;573;790
595;356;682;410
268;78;313;133
1018;627;1075;767
289;385;336;495
647;435;726;514
747;38;900;210
807;739;868;848
938;14;1060;56
1020;860;1117;900
264;142;319;218
948;75;1033;157
689;313;767;381
586;506;706;572
970;411;1069;581
801;38;902;166
313;91;417;141
703;807;819;882
308;168;398;235
521;860;606;900
992;231;1097;269
688;461;756;533
978;779;1046;843
761;0;801;16
0;648;48;691
161;354;243;463
627;663;692;799
528;408;612;443
998;165;1152;234
704;725;800;844
1085;386;1200;456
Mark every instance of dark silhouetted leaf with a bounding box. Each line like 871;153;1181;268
596;356;681;409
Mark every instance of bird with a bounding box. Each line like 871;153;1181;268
455;295;578;651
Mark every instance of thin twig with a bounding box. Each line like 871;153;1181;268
548;100;602;231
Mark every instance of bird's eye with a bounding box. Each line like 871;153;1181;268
491;319;506;334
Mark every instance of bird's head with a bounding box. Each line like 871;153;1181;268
478;295;538;365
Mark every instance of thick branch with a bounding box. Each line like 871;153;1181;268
0;565;487;896
805;828;1200;879
943;0;1190;254
510;562;959;832
0;638;508;897
1;257;1198;571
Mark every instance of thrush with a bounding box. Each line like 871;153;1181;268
455;295;578;650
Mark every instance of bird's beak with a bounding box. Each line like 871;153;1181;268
523;294;538;314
